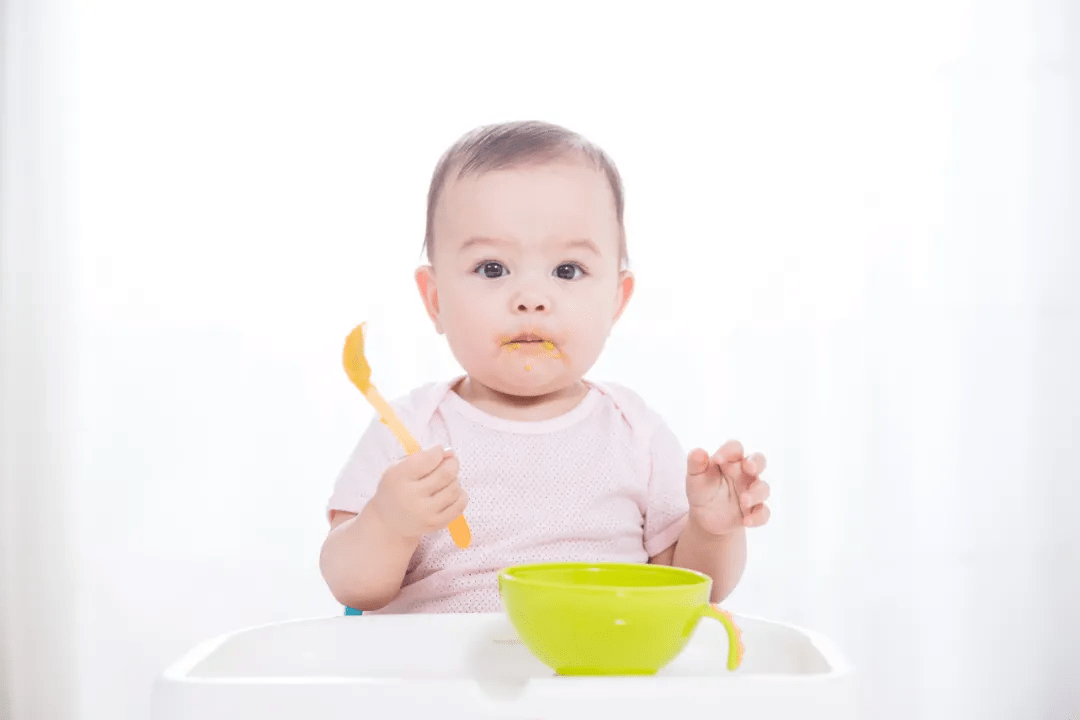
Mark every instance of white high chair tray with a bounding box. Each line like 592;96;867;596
152;612;857;720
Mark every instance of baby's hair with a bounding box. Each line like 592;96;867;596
423;120;629;269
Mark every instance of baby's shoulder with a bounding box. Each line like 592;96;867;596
384;378;457;427
589;379;666;434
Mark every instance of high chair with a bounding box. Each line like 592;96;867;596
151;611;857;719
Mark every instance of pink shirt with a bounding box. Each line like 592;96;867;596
326;376;689;614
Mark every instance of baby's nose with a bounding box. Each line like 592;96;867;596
512;286;550;313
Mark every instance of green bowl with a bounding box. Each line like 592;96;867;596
498;561;744;676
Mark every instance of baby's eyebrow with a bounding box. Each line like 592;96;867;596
457;236;603;256
561;238;601;256
458;236;509;253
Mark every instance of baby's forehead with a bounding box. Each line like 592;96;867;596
438;171;617;245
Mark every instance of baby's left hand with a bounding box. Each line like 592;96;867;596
685;440;771;536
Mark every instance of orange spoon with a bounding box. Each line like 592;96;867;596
343;323;472;549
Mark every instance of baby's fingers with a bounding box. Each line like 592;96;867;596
418;455;460;495
742;453;766;477
395;445;453;482
743;503;771;528
740;479;771;512
711;440;745;468
436;486;469;524
686;448;711;477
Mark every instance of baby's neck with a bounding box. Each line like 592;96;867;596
452;376;590;422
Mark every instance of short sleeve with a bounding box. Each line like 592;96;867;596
325;380;452;522
643;418;690;557
325;414;405;521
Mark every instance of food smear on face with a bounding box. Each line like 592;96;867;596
501;340;562;360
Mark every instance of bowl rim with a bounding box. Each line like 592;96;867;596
498;561;712;592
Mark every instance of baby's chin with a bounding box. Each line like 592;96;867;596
474;366;575;399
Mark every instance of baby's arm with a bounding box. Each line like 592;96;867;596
320;506;420;611
648;524;747;603
637;405;748;603
671;522;747;603
321;444;465;611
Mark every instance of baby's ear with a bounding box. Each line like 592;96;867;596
612;270;635;323
414;265;443;333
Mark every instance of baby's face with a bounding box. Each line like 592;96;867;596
418;161;632;398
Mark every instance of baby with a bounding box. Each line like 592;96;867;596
320;121;772;614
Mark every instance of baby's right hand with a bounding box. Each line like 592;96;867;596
370;446;468;541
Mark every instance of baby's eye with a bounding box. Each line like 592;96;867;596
553;263;586;280
474;261;508;279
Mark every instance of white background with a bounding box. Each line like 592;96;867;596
3;0;1077;719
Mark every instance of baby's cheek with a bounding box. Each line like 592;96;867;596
445;308;486;340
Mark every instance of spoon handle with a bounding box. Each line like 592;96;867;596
363;385;421;454
447;515;472;549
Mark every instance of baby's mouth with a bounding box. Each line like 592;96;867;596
506;333;547;345
501;333;560;356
